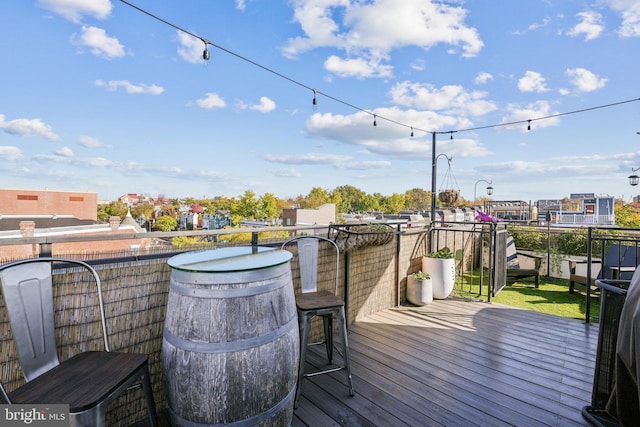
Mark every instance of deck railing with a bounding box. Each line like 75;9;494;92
0;224;436;425
3;222;629;424
555;213;615;226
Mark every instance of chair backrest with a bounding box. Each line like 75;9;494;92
0;258;108;382
505;236;521;269
281;236;339;295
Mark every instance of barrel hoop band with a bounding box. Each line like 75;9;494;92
163;316;297;353
170;263;291;292
167;383;296;427
170;273;289;298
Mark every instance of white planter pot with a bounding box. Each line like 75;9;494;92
406;276;433;306
422;257;456;299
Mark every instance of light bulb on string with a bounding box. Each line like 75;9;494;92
312;89;317;110
410;127;414;137
202;40;210;61
373;114;377;127
527;120;531;131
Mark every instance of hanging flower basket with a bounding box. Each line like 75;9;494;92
329;223;395;252
438;189;460;204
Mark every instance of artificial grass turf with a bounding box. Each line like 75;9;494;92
454;276;601;321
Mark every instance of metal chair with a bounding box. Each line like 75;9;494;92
0;257;157;427
281;236;355;409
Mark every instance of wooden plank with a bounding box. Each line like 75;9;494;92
137;299;597;427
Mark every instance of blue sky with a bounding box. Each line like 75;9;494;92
1;0;639;203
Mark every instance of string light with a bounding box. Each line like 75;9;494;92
119;1;640;139
312;89;317;109
411;127;414;137
202;42;210;61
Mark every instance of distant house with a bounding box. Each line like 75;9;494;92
119;193;141;206
537;194;615;226
0;214;150;261
282;204;336;226
0;188;152;260
485;200;532;222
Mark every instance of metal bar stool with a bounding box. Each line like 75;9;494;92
282;236;355;408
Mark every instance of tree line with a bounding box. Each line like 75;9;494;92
97;185;640;231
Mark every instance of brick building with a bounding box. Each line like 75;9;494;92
0;189;152;260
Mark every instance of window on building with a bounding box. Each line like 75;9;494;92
17;195;38;201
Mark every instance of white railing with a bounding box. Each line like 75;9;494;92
555;214;615;226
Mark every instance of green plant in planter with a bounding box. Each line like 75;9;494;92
409;270;430;280
427;247;454;259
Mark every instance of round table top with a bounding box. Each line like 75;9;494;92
168;246;292;273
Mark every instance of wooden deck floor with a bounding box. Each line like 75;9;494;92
292;297;599;427
145;297;600;426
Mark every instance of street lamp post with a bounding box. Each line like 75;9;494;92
473;179;493;203
629;132;640;185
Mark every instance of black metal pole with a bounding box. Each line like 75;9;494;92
430;132;437;222
344;251;350;331
546;211;551;279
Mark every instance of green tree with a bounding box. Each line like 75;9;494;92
154;215;178;231
333;185;366;213
233;190;259;223
405;188;430;211
131;204;154;225
301;187;332;208
615;203;640;228
355;193;381;212
257;192;280;220
379;193;406;214
97;201;128;223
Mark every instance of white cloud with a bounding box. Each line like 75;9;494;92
264;152;352;165
250;97;277;113
33;151;113;167
37;0;112;23
302;108;487;160
566;68;607;92
500;101;560;132
177;32;208;64
72;26;125;59
77;135;111;149
55;146;74;157
0;146;24;162
474;72;494;85
606;1;640;37
517;71;549;93
195;93;227;109
271;167;302;178
567;11;604;41
411;59;426;71
263;152;390;170
528;17;552;31
282;0;483;78
95;79;164;95
324;55;393;79
0;114;60;141
389;81;497;117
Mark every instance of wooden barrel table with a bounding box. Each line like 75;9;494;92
162;246;299;426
